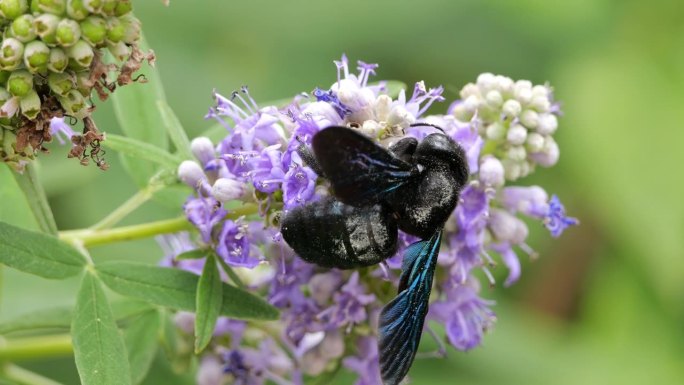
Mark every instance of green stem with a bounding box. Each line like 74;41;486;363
59;203;260;247
0;334;73;361
0;364;65;385
90;182;164;230
11;163;58;235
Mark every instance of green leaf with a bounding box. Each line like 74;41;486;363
96;261;279;320
102;134;181;171
378;80;408;98
0;300;154;334
110;36;169;187
72;272;131;385
0;221;86;279
175;249;207;260
124;311;160;385
157;100;194;160
194;254;222;353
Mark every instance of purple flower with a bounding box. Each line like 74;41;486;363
343;336;383;385
223;339;293;385
282;163;317;209
500;186;549;218
49;117;76;145
157;232;204;275
216;219;259;268
318;272;375;329
183;197;226;243
313;88;351;118
490;242;521;287
544;195;579;237
429;281;496;351
249;145;285;194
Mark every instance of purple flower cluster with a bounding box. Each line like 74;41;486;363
166;55;578;384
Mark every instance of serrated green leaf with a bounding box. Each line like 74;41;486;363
157;100;193;160
0;221;86;279
72;273;131;385
175;249;207;260
194;254;222;353
111;36;169;188
96;261;278;320
0;299;153;334
124;311;160;385
102;134;181;171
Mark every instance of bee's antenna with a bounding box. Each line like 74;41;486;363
409;122;445;134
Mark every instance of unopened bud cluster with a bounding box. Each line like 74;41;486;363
0;0;145;170
453;73;561;181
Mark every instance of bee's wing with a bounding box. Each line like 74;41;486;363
378;230;442;385
312;126;417;207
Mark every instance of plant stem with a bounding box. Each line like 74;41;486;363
59;203;260;247
60;216;193;247
0;334;73;361
90;182;165;230
1;364;66;385
11;163;58;235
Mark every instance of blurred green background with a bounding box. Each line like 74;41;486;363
2;0;683;384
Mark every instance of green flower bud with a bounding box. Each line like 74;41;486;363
101;0;117;15
7;70;33;97
107;40;129;62
0;88;11;104
10;15;36;43
23;41;51;75
58;89;86;117
48;47;68;72
56;18;82;47
0;38;24;71
19;89;41;119
119;14;140;44
114;0;132;16
106;16;125;43
66;0;89;20
0;0;28;20
80;16;107;46
0;71;10;86
34;13;61;45
83;0;102;13
34;0;66;15
66;40;94;68
47;71;75;96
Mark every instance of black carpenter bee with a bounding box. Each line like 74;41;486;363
281;125;468;385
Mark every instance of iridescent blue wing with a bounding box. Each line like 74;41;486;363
312;126;418;207
378;230;442;385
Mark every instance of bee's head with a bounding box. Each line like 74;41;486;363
414;133;469;187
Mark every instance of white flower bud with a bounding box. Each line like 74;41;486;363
502;99;521;118
479;156;505;187
477;72;496;91
459;83;479;99
485;121;505;140
519;161;532;178
452;103;472;122
495;75;514;97
360;119;381;137
514;80;533;104
519;109;539;129
178;160;205;188
374;94;392;121
532;85;549;99
536;113;558;135
463;94;480;112
387;105;415;132
211;178;244;203
190;136;215;165
531;136;559;167
530;95;551;112
485;90;503;108
503;159;521;181
525;132;545;153
507;146;527;162
489;209;529;244
506;124;527;145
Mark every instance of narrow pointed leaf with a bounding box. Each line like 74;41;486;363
102;134;181;170
175;249;207;260
195;254;222;353
123;310;160;385
0;221;86;279
157;100;193;160
96;261;278;320
72;273;131;385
